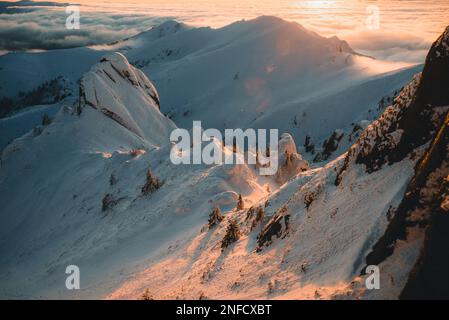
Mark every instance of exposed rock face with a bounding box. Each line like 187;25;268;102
336;26;449;183
400;113;449;299
256;206;289;251
364;112;449;299
357;26;449;299
388;26;449;165
313;129;344;163
334;73;421;180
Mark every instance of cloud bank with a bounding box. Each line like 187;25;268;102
342;29;433;63
0;3;170;51
0;0;70;14
0;0;445;64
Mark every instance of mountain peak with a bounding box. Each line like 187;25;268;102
79;52;175;145
151;19;188;36
252;15;286;25
416;24;449;107
100;51;128;64
432;25;449;59
97;52;157;94
237;16;356;54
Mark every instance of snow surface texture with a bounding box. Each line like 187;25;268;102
1;18;447;300
79;52;175;146
0;16;421;163
0;51;273;299
0;51;418;299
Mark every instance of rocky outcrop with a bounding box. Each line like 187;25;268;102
336;26;449;184
275;133;309;184
359;26;449;299
78;52;176;146
256;206;289;251
400;112;449;299
364;111;449;299
313;129;344;163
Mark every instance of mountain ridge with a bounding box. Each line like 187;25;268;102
1;19;447;300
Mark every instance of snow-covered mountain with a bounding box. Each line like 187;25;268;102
0;18;447;300
78;52;175;146
0;51;273;298
107;26;449;300
0;16;421;162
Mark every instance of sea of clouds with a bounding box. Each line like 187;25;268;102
1;0;447;64
0;1;171;51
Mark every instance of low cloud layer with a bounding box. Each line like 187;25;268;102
0;3;169;51
342;29;433;63
0;0;70;14
0;0;445;64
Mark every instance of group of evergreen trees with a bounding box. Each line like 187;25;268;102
0;76;70;118
208;193;268;252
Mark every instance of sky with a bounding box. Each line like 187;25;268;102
1;0;448;63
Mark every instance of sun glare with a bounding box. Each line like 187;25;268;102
301;0;337;7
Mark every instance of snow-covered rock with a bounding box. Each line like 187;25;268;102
275;133;309;184
79;52;175;146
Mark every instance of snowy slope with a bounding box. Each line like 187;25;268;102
0;19;445;300
0;48;104;99
0;17;421;162
124;17;421;155
108;27;449;300
0;102;62;151
108;155;416;300
133;19;413;126
0;52;273;299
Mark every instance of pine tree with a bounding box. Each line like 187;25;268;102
141;169;161;196
41;113;52;126
237;193;244;210
304;135;315;153
109;173;118;186
141;288;153;300
304;135;310;148
251;206;265;230
102;194;117;212
221;220;241;251
246;206;255;220
208;207;223;228
255;206;265;222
